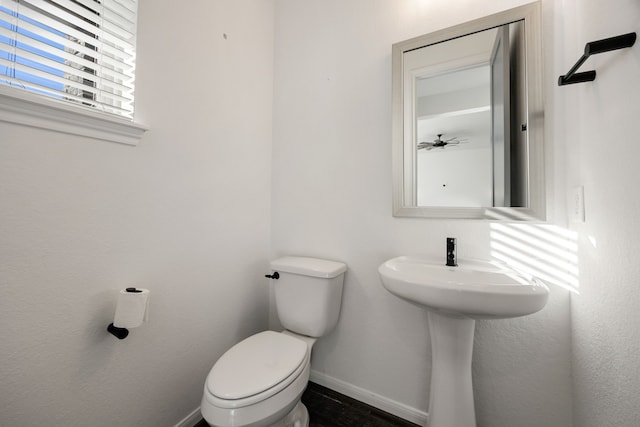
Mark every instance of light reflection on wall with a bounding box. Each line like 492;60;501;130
489;223;579;293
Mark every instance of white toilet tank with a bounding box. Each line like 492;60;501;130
270;256;347;338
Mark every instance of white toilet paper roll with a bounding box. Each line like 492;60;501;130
113;288;150;329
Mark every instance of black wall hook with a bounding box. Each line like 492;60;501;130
558;32;636;86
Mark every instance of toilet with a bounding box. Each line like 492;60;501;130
201;256;347;427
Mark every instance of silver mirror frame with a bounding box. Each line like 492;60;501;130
392;2;544;220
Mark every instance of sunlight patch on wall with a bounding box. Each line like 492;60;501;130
489;223;579;293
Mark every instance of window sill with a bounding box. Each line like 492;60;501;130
0;87;148;146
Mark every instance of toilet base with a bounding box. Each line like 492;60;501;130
203;399;309;427
272;401;309;427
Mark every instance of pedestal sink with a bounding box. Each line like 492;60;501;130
378;256;549;427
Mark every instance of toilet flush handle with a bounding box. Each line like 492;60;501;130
265;272;280;280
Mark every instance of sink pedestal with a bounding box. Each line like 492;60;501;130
427;311;476;427
379;256;550;427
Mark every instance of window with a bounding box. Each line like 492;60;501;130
0;0;145;144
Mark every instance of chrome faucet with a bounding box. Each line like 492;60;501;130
446;237;457;267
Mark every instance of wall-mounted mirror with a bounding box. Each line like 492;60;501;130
392;2;544;220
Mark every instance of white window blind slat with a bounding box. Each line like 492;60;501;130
0;56;96;98
0;26;133;85
2;25;135;86
75;0;137;26
4;40;134;94
102;18;135;42
0;9;133;73
0;25;133;89
111;0;137;15
0;0;139;119
0;0;16;12
13;6;135;60
2;38;96;85
2;75;98;105
46;0;136;42
1;72;133;117
0;56;132;105
103;4;136;30
0;45;134;108
20;0;134;52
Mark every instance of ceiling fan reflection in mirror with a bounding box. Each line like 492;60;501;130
417;134;468;151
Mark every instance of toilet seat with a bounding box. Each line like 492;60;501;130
205;331;309;409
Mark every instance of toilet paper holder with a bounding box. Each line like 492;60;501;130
107;322;129;339
107;287;143;339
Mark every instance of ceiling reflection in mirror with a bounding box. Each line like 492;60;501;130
407;22;525;208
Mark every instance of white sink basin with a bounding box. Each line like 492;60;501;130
379;256;549;319
378;255;550;427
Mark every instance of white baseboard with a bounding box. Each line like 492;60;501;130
310;370;428;426
174;407;202;427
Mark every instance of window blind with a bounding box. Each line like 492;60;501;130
0;0;138;119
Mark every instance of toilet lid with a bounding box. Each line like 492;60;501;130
207;331;308;400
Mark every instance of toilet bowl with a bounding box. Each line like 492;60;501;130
201;257;347;427
202;331;316;427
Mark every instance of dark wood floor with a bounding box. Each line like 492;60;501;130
303;382;420;427
195;382;420;427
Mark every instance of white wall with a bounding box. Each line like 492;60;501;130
417;147;492;207
2;1;638;426
553;0;640;426
0;1;274;426
272;1;572;426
